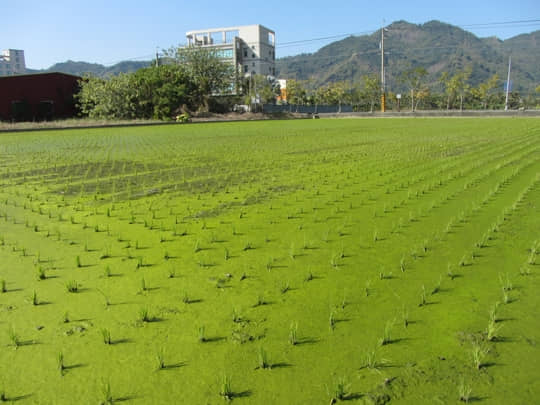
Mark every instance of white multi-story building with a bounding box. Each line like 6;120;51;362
0;49;26;76
186;24;275;77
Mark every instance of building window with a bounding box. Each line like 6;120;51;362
252;62;255;67
244;65;248;73
252;53;255;58
244;49;247;57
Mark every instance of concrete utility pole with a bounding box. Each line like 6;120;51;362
380;25;386;112
504;56;511;111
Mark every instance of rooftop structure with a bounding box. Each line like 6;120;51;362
186;25;275;78
0;49;26;76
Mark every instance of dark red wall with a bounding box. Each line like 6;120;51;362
0;72;81;121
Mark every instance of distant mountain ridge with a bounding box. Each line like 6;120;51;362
27;20;539;92
27;60;152;77
275;20;540;92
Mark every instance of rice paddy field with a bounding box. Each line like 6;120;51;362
0;118;539;404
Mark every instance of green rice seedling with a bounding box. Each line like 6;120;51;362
499;273;513;292
167;267;175;279
400;257;406;272
458;378;472;403
101;328;111;345
65;280;78;293
487;319;503;342
194;240;201;253
232;309;242;323
254;294;266;307
136;257;143;269
379;319;395;346
489;301;500;323
361;348;387;370
431;276;442;295
289;322;298;346
280;281;290;294
100;246;111;259
224;248;230;261
447;264;456;280
76;255;82;268
419;285;427;307
402;306;409;328
63;311;70;323
31;290;39;306
459;255;467;267
101;380;113;404
305;271;314;282
156;348;165;369
266;257;274;271
502;288;511;304
329;377;350;402
341;291;348;309
182;291;190;304
243;241;252;251
330;254;339;268
57;352;65;376
140;277;147;293
329;310;336;330
519;266;531;276
0;386;6;402
289;243;296;260
258;347;270;369
365;280;371;297
8;327;19;349
0;279;5;293
104;266;111;278
198;326;207;343
472;341;489;370
373;229;379;242
220;375;233;401
139;307;150;323
527;252;536;265
97;289;111;308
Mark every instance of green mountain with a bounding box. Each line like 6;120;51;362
275;20;539;93
27;60;152;77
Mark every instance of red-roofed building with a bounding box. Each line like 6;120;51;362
0;72;81;121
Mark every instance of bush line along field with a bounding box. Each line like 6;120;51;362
0;118;539;404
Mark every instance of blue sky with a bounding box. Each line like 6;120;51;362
3;0;539;69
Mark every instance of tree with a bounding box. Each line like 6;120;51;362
76;74;137;120
286;79;306;112
472;74;499;109
167;46;235;112
246;75;280;105
325;82;348;113
439;68;471;110
76;65;194;120
400;67;428;112
362;74;381;113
